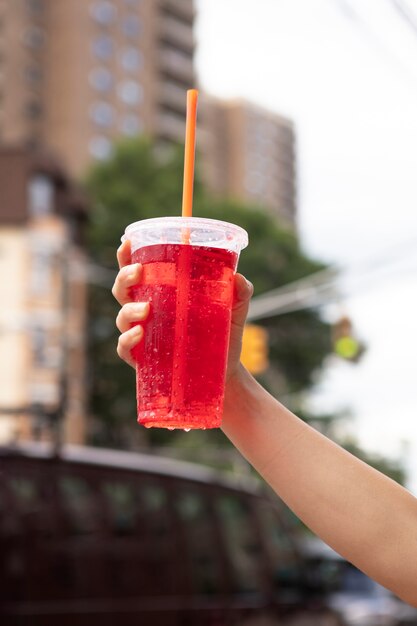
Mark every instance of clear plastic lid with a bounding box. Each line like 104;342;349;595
123;216;249;254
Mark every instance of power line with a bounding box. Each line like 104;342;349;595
390;0;417;38
331;0;417;86
248;235;417;321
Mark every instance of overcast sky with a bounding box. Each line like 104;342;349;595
195;0;417;491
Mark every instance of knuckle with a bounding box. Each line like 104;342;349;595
123;302;135;316
115;309;123;330
118;331;129;350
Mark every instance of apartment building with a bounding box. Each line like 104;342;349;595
200;96;297;227
0;0;195;177
0;147;88;444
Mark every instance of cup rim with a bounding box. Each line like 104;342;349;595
122;216;249;249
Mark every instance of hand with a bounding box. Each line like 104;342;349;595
112;239;253;381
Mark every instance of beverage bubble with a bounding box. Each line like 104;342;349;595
168;426;175;431
184;428;191;432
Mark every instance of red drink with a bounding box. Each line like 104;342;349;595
130;243;238;429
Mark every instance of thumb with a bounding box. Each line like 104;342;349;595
232;274;254;329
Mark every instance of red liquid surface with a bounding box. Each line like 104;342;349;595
131;243;238;429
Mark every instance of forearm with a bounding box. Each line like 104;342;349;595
222;366;417;606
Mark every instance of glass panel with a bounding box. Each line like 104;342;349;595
121;15;141;38
23;27;45;49
92;35;114;60
176;489;222;594
120;114;142;136
120;47;143;72
117;80;142;106
58;475;100;535
91;1;117;25
89;136;113;160
102;481;136;535
139;482;177;594
26;0;44;14
257;500;301;588
139;483;170;538
28;175;53;217
9;476;40;513
90;101;115;127
216;494;263;593
89;67;113;92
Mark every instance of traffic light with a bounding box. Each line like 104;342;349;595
332;316;365;363
241;324;269;375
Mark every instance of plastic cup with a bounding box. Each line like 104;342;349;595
122;216;248;430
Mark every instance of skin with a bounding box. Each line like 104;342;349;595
113;239;417;607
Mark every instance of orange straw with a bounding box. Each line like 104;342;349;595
182;89;198;219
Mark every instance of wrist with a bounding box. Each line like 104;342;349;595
225;362;250;393
223;363;257;423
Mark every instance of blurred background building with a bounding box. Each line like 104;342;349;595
0;0;196;176
0;0;296;221
0;148;88;444
200;95;297;227
0;0;297;444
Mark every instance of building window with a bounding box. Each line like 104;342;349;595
245;171;265;195
121;15;141;38
28;175;53;217
89;67;113;92
90;101;114;127
29;382;59;405
30;250;52;296
120;114;142;136
25;0;44;15
25;99;43;119
23;26;45;49
25;64;43;85
92;35;114;60
120;47;143;72
117;80;142;106
90;1;117;25
89;136;113;160
31;325;48;366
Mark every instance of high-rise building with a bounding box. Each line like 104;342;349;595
0;147;88;444
200;96;297;227
0;0;195;177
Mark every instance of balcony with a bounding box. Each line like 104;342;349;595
157;111;185;142
159;13;195;53
159;0;195;24
158;81;187;114
159;48;194;83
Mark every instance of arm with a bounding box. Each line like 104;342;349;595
222;365;417;606
113;241;417;607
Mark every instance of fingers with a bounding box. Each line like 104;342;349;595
117;239;132;269
232;274;254;329
116;302;150;333
114;241;147;369
117;325;144;368
112;263;142;305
